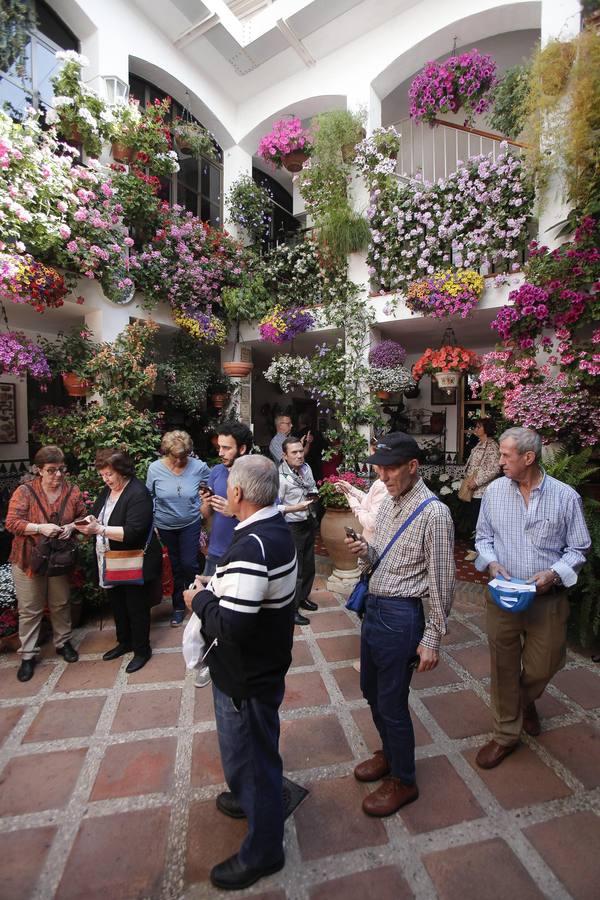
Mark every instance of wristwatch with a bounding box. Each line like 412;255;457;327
551;570;562;587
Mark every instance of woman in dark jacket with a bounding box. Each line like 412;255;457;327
75;448;161;673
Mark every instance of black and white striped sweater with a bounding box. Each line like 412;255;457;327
192;506;297;699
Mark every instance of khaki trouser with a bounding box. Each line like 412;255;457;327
486;591;569;745
12;564;72;659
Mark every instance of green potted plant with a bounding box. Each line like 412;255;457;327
172;118;217;160
43;327;98;396
487;62;532;139
225;175;273;244
311;108;366;165
107;98;143;162
49;51;111;157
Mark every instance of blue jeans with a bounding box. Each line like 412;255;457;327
212;682;285;868
158;519;201;612
360;594;425;785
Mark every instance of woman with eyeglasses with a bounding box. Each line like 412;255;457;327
146;431;210;626
5;446;87;682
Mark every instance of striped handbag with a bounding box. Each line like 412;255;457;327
102;520;154;587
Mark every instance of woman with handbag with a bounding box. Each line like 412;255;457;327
5;446;87;683
460;419;501;559
75;448;161;674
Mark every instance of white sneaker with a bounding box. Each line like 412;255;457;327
194;665;211;688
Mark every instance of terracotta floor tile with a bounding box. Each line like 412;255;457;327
422;690;491;739
309;866;413;900
316;634;360;663
537;723;600;789
332;665;363;701
551;667;600;709
308;590;341;608
446;644;491;679
295;775;388;860
0;663;53;698
281;715;353;770
412;659;461;688
524;811;600;899
76;627;117;654
56;807;170;900
185;798;247;885
0;748;87;816
0;705;24;746
442;620;479;645
149;625;186;649
191;730;225;787
291;640;314;668
282;671;330;710
535;691;568;720
424;837;544;900
308;609;355;633
54;659;121;693
126;650;186;684
351;706;381;752
90;737;176;800
111;687;182;733
193;684;216;722
24;696;105;742
399;756;483;833
463;745;572;808
0;826;57;898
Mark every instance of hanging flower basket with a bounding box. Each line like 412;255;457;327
62;373;89;397
434;371;460;390
61;125;83;146
111;141;133;163
282;150;309;173
409;49;498;126
222;361;253;378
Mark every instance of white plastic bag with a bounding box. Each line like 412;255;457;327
182;614;206;670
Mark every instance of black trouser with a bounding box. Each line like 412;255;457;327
109;583;151;656
289;520;316;610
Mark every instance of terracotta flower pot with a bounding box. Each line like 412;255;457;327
111;142;133;163
375;390;391;400
282;150;308;173
320;507;363;571
210;393;228;409
222;361;254;378
60;125;82;146
62;373;89;397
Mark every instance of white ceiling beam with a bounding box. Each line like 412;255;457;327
174;13;220;49
276;17;316;67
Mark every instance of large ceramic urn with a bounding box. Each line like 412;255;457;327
319;506;362;595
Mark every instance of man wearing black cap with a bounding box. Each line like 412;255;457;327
346;432;455;817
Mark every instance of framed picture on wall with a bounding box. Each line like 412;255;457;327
430;381;457;406
0;383;17;444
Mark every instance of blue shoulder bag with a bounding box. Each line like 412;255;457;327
346;497;438;615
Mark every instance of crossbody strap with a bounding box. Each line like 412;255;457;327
370;496;439;577
24;483;73;526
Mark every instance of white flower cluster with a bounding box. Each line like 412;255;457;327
55;50;89;67
368;365;415;393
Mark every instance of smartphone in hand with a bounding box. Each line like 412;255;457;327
74;517;91;526
200;483;214;497
344;526;360;541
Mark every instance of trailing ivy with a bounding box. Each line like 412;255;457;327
0;0;38;77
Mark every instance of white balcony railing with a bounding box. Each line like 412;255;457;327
391;117;526;185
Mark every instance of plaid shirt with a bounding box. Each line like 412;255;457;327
475;473;591;586
363;478;455;651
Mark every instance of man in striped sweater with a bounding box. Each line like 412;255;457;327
184;455;297;892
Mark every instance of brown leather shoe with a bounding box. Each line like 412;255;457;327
476;739;519;769
354;749;390;783
362;776;418;817
522;702;541;736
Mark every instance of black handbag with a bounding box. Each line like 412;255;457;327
26;485;78;577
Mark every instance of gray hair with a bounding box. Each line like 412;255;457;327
228;455;279;506
499;427;542;461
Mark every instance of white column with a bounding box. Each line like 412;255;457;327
538;0;582;247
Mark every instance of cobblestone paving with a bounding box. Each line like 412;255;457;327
0;581;598;900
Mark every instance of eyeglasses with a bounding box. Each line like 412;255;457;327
44;466;67;475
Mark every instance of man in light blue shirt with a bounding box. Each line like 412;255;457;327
475;427;590;769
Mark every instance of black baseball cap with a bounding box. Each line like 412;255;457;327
366;432;421;466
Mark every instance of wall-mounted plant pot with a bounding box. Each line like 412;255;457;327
375;390;391;400
60;125;82;147
62;373;89;397
111;142;133;163
282;151;308;173
222;361;254;378
404;384;420;399
210;393;228;409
